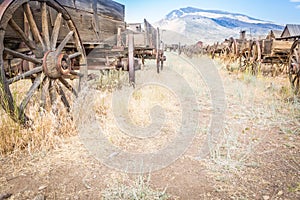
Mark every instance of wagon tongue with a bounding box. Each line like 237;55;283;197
42;51;71;79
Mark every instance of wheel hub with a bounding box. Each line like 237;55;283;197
43;51;70;78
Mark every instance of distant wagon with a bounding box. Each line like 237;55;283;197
248;24;300;94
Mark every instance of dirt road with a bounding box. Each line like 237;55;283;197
0;52;299;199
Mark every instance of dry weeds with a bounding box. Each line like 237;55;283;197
0;53;299;199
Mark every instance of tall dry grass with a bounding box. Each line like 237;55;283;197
0;68;129;156
208;69;300;171
0;104;77;155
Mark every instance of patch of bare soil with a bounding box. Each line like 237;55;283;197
0;52;299;199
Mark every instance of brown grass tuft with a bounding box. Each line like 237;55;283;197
0;102;77;155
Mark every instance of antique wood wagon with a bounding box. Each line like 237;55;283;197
127;19;165;73
0;0;163;124
216;31;253;72
248;38;293;75
247;37;300;94
226;29;300;94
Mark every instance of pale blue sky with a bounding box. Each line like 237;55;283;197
115;0;300;25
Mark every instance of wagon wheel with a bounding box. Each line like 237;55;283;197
0;0;86;124
156;50;160;73
128;33;135;86
249;40;261;75
160;42;164;71
160;51;164;71
220;46;229;62
239;48;250;72
229;38;238;62
156;27;160;74
289;39;300;95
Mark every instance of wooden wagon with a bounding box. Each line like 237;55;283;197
127;19;165;73
248;38;293;75
223;30;300;94
0;0;164;124
218;31;253;71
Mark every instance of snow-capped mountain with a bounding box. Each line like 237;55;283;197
155;7;283;45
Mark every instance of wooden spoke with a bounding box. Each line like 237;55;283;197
66;20;87;79
50;12;62;50
70;70;84;77
48;79;57;105
289;40;300;95
292;74;298;84
293;48;299;62
55;31;74;55
23;3;45;50
40;77;49;110
19;74;43;118
67;20;82;52
4;48;42;64
7;66;43;84
128;33;135;85
8;19;36;51
41;2;51;50
58;77;78;97
56;83;71;112
291;58;299;70
68;52;82;59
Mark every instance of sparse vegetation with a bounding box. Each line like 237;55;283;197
0;54;299;199
102;174;170;200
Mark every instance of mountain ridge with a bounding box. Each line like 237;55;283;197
155;7;284;45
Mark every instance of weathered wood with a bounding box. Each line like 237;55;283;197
92;0;101;41
3;0;125;46
41;2;51;50
262;39;272;55
55;31;73;54
19;73;42;118
144;19;157;48
23;3;45;50
59;0;124;21
64;8;124;44
7;66;43;84
271;40;293;54
59;77;78;97
50;12;62;50
8;19;36;50
128;33;135;84
4;48;42;64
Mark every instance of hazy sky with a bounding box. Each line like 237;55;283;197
115;0;300;25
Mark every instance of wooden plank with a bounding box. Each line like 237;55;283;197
64;8;125;44
262;39;272;55
271;40;293;55
59;0;124;21
144;19;157;48
3;0;125;47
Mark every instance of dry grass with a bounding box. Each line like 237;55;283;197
0;68;130;156
73;83;182;154
207;68;300;172
0;103;77;155
1;54;299;199
102;174;171;200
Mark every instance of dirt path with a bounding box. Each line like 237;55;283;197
0;52;299;199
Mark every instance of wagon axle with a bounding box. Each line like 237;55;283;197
43;51;71;79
